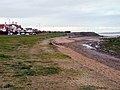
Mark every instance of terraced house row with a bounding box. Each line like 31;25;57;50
0;22;39;35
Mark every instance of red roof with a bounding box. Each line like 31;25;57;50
0;24;22;29
0;24;5;29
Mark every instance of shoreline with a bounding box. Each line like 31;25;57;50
63;42;120;71
52;36;120;84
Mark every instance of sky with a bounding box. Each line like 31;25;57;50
0;0;120;32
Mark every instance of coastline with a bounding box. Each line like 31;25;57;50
52;36;120;84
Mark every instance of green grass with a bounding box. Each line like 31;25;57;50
0;54;12;59
79;85;107;90
40;67;60;76
80;86;96;90
14;65;61;77
0;83;25;90
100;37;120;54
10;62;32;69
0;33;65;60
38;52;71;59
14;69;36;77
35;65;61;76
0;33;67;89
0;34;65;52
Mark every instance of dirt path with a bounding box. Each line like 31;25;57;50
52;37;120;84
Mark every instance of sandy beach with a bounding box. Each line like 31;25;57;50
52;36;120;84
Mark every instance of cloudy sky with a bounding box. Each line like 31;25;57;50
0;0;120;31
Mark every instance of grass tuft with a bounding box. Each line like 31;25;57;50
14;69;36;77
39;53;71;59
79;85;107;90
11;62;32;69
3;83;14;88
80;85;96;90
0;54;12;59
35;65;61;76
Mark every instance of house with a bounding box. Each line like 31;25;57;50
0;24;8;35
0;23;23;35
0;24;6;31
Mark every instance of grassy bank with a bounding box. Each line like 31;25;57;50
100;37;120;57
0;33;68;89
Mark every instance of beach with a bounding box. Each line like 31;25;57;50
52;36;120;84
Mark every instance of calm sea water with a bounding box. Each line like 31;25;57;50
99;33;120;37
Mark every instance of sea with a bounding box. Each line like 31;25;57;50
99;32;120;37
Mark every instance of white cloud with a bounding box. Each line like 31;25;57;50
0;0;120;30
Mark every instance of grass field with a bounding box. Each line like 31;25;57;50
0;34;119;90
0;34;69;89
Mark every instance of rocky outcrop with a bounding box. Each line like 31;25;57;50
69;32;100;38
